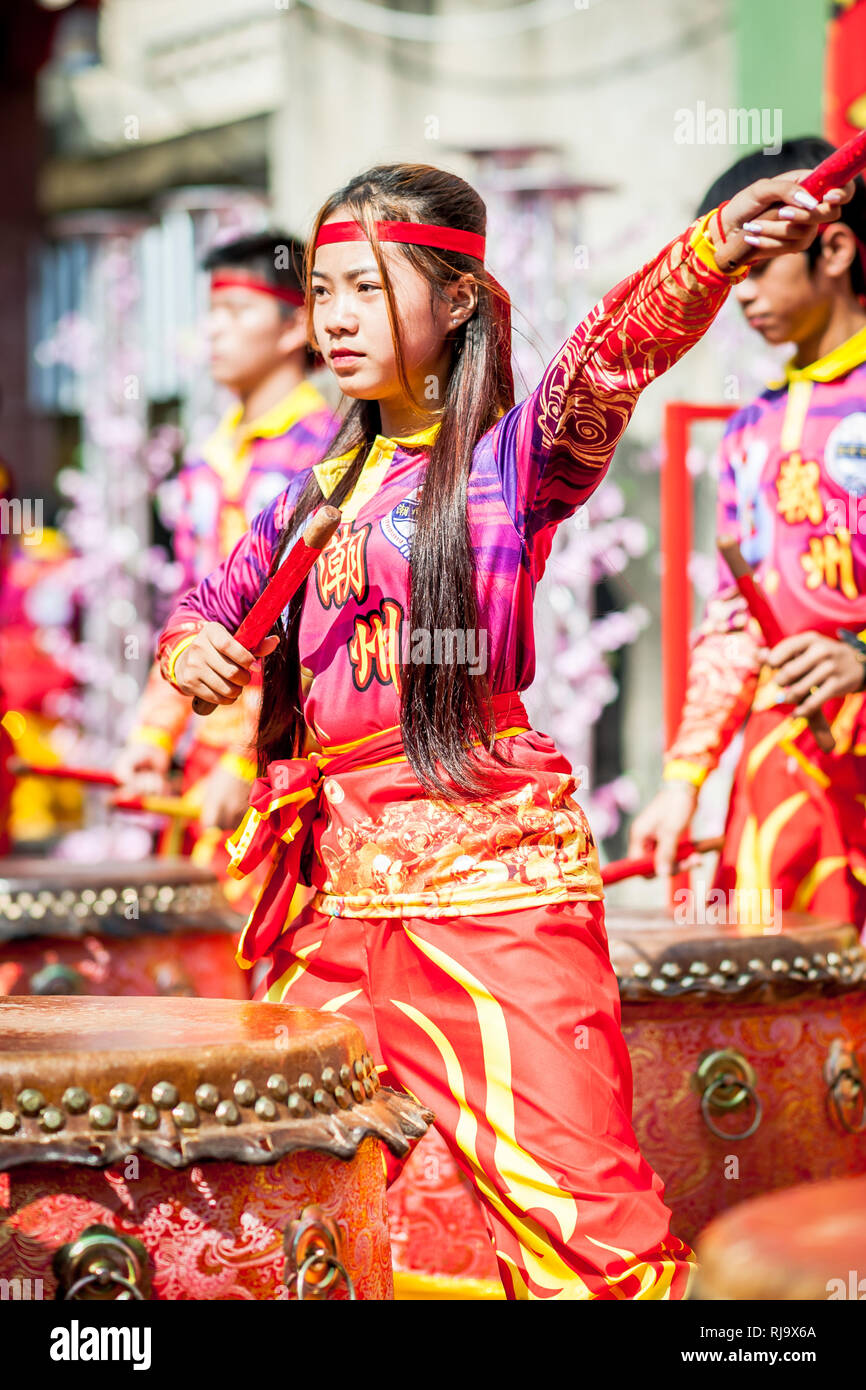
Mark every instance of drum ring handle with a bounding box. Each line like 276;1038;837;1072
63;1270;144;1301
297;1251;357;1302
824;1038;866;1134
284;1205;356;1301
700;1074;763;1141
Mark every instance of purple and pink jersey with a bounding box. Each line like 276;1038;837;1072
159;212;743;920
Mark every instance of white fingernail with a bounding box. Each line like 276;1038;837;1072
793;189;819;210
742;220;762;233
776;207;798;220
743;235;762;246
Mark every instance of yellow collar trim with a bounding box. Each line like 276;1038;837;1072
202;382;329;473
771;324;866;387
313;421;441;498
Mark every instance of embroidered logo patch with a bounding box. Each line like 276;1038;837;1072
825;412;866;497
379;490;418;561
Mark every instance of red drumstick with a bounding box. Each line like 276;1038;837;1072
10;759;120;788
718;537;834;752
9;761;200;819
799;130;866;200
191;505;342;717
602;836;724;886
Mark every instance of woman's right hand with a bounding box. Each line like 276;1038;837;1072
173;622;279;706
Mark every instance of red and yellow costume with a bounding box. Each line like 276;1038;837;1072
159;211;745;1298
665;328;866;930
131;383;335;910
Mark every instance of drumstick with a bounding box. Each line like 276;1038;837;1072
601;836;724;886
799;130;866;201
10;761;200;820
191;505;342;718
718;537;834;752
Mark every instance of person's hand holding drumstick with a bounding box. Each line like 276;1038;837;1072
172;622;278;709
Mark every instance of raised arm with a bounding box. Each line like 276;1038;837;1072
496;172;851;549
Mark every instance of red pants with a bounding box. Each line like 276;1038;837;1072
257;897;695;1300
714;706;866;933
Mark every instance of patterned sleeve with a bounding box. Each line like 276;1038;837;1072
663;427;763;788
493;211;747;560
157;489;288;690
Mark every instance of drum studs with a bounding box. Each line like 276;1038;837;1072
298;1073;314;1099
708;973;726;988
650;978;668;993
195;1084;220;1112
172;1103;199;1129
354;1059;366;1080
233;1079;257;1107
108;1084;138;1111
363;1078;375;1099
267;1074;289;1101
632;961;651;979
339;1064;352;1086
312;1089;331;1110
351;1081;365;1103
89;1104;116;1131
254;1097;277;1121
660;962;681;979
334;1087;352;1110
287;1094;306;1117
679;976;695;988
771;958;789;973
62;1087;90;1113
736;974;752;988
793;956;809;971
17;1088;45;1115
132;1104;159;1129
152;1081;179;1109
827;952;842;967
320;1068;338;1093
812;953;827;968
215;1100;240;1126
689;961;709;977
719;959;736;974
0;1110;20;1134
363;1053;374;1074
747;959;765;972
40;1106;65;1133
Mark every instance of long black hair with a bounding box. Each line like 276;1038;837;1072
256;164;517;802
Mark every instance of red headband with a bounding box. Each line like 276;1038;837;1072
314;220;486;262
210;273;305;308
314;218;513;405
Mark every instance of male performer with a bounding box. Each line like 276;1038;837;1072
630;138;866;930
115;231;336;908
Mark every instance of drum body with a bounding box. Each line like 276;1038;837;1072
610;908;866;1245
694;1173;866;1299
386;909;866;1291
0;858;247;999
0;997;431;1301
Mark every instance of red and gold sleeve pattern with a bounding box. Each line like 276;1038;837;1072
664;425;763;788
497;209;748;557
662;596;763;787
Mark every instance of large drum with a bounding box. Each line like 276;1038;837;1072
0;996;431;1300
0;858;247;999
694;1173;866;1299
386;907;866;1292
609;907;866;1244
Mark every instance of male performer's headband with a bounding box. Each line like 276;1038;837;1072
210;272;305;308
313;219;513;403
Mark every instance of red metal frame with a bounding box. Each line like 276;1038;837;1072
661;401;738;900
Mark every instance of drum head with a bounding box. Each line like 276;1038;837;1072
605;907;866;1002
0;857;243;940
0;996;431;1170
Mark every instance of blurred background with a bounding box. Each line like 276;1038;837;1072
0;0;860;892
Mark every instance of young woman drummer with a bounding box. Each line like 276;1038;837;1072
158;161;849;1300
